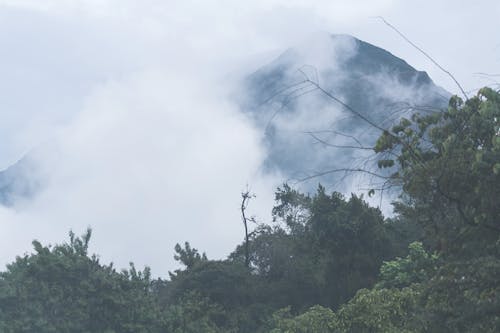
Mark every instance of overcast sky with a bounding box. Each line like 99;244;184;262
0;0;498;276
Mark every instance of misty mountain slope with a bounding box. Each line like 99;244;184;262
0;34;450;207
241;33;450;191
0;155;42;206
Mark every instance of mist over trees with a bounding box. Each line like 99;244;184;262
0;87;499;332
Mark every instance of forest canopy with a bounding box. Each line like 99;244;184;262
0;89;499;332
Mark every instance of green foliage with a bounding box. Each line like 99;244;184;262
306;187;398;307
168;260;254;309
0;229;166;333
270;305;337;333
271;183;312;234
164;291;228;333
166;259;267;332
161;185;412;331
171;241;208;273
3;90;498;333
377;242;438;289
231;185;405;313
373;88;500;331
269;286;421;333
335;286;421;333
420;254;500;332
377;159;395;168
376;88;500;254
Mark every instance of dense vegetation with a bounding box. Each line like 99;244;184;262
0;88;498;332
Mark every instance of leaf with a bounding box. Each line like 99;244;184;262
377;159;395;168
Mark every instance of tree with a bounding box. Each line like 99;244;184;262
270;305;338;333
376;241;438;289
171;241;208;272
306;186;397;307
335;286;421;333
0;229;166;333
231;185;406;311
164;291;228;333
241;190;256;268
372;88;500;331
374;87;500;254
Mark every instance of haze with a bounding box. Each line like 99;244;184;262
0;0;498;276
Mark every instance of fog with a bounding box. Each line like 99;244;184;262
0;0;498;276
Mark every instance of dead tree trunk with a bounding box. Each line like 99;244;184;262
240;191;254;268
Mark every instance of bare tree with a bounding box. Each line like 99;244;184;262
240;190;256;268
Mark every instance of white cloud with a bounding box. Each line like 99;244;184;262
0;68;280;276
0;0;498;276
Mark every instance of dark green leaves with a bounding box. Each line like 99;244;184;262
377;159;395;168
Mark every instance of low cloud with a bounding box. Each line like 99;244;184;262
0;0;497;277
0;68;281;276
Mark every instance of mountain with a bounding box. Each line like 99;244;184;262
240;33;449;190
0;33;450;206
0;154;42;206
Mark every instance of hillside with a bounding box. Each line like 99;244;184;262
241;33;449;188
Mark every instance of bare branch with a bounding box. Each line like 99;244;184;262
264;81;318;133
306;79;387;133
305;132;374;150
305;129;366;148
241;188;256;268
473;72;500;77
375;16;468;101
257;80;309;107
295;168;391;183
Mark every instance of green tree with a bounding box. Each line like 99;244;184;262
420;254;500;332
376;241;438;289
0;229;165;333
373;88;500;331
164;291;228;333
270;305;338;333
335;286;421;333
374;87;500;254
171;241;208;272
306;186;398;307
230;185;407;312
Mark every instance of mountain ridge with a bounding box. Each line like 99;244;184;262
0;33;450;205
241;33;449;191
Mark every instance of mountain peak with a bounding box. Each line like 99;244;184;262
241;34;449;190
